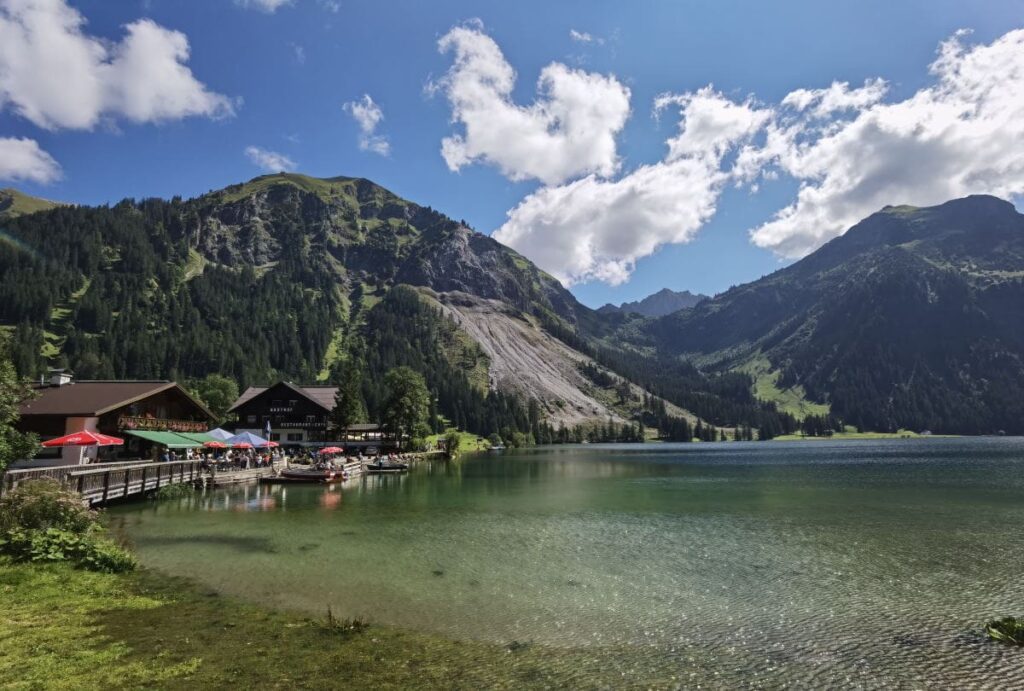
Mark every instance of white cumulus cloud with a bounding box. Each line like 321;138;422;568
245;145;296;172
343;94;390;156
494;89;769;285
0;0;234;131
0;137;61;183
495;26;1024;284
750;28;1024;257
434;24;630;185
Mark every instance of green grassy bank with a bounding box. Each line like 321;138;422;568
0;559;678;689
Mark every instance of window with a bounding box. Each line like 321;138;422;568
247;415;257;424
289;400;298;408
269;433;280;442
287;433;303;442
306;414;317;424
271;400;282;408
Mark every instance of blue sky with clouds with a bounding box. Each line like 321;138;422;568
1;0;1022;307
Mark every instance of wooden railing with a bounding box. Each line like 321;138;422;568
1;460;202;505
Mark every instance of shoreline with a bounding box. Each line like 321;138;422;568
0;558;681;689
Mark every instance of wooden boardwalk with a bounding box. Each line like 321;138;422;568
2;460;203;506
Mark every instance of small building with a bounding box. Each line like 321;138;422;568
18;372;214;465
228;381;389;450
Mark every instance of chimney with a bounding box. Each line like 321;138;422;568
48;368;73;387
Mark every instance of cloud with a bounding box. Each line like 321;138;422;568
494;88;768;285
749;28;1024;257
234;0;293;12
494;27;1024;284
245;145;296;172
343;94;390;156
0;137;61;183
0;0;234;131
434;24;630;185
569;29;602;45
290;42;305;64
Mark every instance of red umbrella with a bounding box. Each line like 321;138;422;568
320;446;343;454
266;441;280;448
204;441;228;449
42;431;124;447
233;442;253;449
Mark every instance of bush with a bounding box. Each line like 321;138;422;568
0;479;97;533
0;527;137;573
154;483;194;500
443;430;462;459
0;479;136;573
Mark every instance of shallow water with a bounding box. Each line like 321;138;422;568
109;438;1024;687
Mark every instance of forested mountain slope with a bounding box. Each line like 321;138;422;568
0;173;791;437
643;196;1024;434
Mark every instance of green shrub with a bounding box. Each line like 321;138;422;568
154;483;194;500
443;430;462;459
0;527;136;573
0;478;97;533
986;617;1024;645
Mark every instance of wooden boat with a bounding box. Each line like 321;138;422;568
276;467;347;483
363;460;409;474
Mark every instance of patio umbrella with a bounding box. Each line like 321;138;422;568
266;441;280;448
320;446;343;454
42;431;124;447
203;441;228;449
225;431;270;448
207;428;234;441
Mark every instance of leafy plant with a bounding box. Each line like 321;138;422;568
0;527;136;573
154;484;195;500
0;479;97;534
986;617;1024;645
443;429;462;459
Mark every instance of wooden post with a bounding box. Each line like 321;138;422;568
156;464;162;489
123;470;130;498
141;466;148;493
78;474;85;495
101;471;110;504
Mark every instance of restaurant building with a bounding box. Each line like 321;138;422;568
17;371;214;465
228;381;387;450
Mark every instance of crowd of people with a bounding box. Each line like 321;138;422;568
155;446;420;472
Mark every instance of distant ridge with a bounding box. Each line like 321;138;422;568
598;288;708;318
0;188;65;219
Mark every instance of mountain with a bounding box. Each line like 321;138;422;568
642;195;1024;434
0;188;64;219
598;288;707;317
0;173;785;440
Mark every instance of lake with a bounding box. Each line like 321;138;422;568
109;438;1024;687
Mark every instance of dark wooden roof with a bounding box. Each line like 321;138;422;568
19;381;214;419
229;381;338;412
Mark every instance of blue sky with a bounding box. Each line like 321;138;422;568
1;0;1022;307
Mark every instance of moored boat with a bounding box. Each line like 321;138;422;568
277;467;347;483
364;459;409;474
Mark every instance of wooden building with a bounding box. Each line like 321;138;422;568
18;372;214;465
228;381;388;450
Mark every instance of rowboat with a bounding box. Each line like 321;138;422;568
364;460;409;474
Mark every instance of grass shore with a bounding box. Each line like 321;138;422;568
0;559;676;689
771;429;951;441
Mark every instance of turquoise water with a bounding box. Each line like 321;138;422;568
109;439;1024;687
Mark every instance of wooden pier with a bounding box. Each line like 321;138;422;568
2;460;203;506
